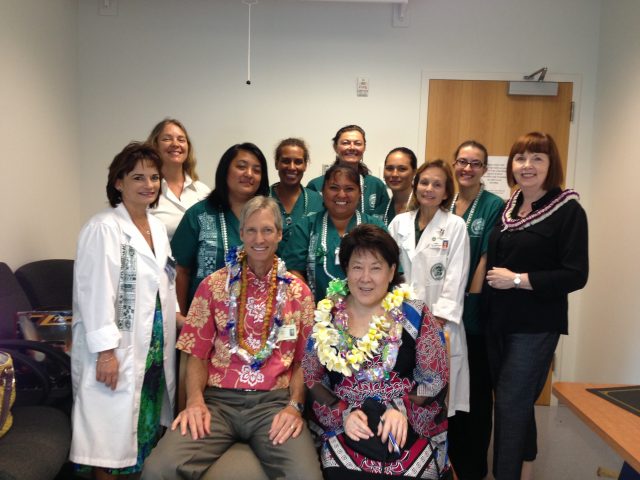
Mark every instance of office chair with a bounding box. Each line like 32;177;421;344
14;259;74;311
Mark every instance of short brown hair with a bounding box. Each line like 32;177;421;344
147;118;200;181
107;142;162;208
339;224;401;288
409;159;455;211
506;132;564;189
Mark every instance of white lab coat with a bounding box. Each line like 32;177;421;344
389;209;470;416
70;204;176;468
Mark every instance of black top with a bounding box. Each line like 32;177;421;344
486;188;589;334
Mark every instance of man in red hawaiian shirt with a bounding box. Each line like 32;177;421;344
143;196;321;480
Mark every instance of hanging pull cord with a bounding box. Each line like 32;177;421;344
243;0;258;85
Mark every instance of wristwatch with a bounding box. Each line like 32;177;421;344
288;399;304;414
513;273;522;289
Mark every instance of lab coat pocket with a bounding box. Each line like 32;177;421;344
423;251;448;287
84;346;135;395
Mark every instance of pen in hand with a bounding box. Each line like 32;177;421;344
379;417;401;455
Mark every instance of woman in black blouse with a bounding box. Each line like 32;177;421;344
485;132;588;480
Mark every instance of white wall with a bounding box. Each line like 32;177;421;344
0;0;81;270
572;0;640;383
76;0;601;219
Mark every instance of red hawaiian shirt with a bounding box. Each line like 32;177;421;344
176;264;314;390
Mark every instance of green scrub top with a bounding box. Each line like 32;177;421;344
171;200;241;305
285;211;387;302
452;189;503;334
269;184;325;256
307;173;390;217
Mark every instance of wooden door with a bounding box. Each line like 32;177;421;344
426;79;572;175
425;79;573;405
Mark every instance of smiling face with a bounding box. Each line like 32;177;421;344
512;151;550;194
227;150;262;202
453;145;487;189
115;159;160;211
415;166;448;209
276;145;307;188
322;171;360;219
334;130;365;165
347;249;396;309
384;151;415;193
240;207;282;271
157;123;188;168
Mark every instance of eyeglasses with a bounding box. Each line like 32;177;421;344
454;158;484;169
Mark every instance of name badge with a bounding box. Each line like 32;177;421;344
277;324;298;342
165;256;177;283
429;239;443;249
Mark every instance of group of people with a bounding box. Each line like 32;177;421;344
70;120;589;480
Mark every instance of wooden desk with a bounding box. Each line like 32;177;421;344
553;382;640;473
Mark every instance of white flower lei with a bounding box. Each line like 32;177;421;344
311;279;414;377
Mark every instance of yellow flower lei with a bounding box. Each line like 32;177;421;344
311;280;414;377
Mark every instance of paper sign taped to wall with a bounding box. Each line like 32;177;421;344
485;156;510;200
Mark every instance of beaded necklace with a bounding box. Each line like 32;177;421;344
237;256;278;355
312;279;413;380
383;191;413;225
270;184;308;226
450;184;484;229
225;247;291;370
359;175;365;214
501;189;580;232
320;210;361;281
218;211;230;258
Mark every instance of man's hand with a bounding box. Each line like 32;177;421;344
268;405;304;445
171;401;211;440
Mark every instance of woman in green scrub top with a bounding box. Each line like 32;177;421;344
269;138;324;254
446;140;504;480
306;125;389;217
171;142;269;314
381;147;418;226
287;164;386;301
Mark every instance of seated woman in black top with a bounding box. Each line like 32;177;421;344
303;224;451;479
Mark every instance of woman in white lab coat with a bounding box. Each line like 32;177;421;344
71;142;176;479
389;159;470;417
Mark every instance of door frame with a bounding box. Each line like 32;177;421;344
417;71;584;399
